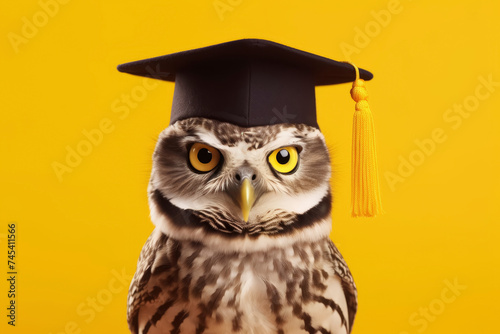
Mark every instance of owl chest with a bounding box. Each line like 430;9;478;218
140;239;347;334
179;247;298;333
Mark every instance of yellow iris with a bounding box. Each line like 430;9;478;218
268;146;299;174
189;143;221;172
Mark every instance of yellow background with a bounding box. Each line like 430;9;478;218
1;0;499;333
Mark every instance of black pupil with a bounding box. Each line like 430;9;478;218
197;148;212;164
276;149;290;164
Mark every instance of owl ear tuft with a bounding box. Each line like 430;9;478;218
345;62;383;218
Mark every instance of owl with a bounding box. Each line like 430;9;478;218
126;118;357;334
118;38;375;334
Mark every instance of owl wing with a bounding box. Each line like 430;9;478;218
328;240;358;333
127;229;170;334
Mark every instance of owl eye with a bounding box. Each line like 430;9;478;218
268;146;299;174
189;143;221;173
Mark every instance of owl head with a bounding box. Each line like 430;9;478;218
148;118;333;251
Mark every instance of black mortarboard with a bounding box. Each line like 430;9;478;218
117;39;373;128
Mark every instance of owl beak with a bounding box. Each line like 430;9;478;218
240;178;256;222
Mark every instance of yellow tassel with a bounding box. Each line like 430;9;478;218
345;62;383;217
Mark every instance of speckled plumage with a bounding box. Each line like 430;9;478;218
128;118;357;334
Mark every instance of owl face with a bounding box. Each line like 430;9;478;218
149;118;333;251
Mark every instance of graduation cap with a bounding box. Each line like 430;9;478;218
117;39;382;217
